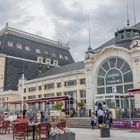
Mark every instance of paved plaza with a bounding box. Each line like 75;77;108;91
0;128;140;140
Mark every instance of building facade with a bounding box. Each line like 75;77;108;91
0;24;74;91
17;23;140;114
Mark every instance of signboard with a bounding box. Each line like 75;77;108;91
112;119;140;129
106;69;122;85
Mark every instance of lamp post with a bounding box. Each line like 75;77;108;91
20;73;24;117
0;87;3;111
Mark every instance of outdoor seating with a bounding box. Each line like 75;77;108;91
56;121;66;130
0;120;10;134
13;123;28;140
35;123;51;140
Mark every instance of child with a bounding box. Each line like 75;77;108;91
91;112;97;130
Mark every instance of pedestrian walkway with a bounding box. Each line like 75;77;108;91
0;128;140;140
71;128;140;140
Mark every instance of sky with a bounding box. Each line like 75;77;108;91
0;0;140;62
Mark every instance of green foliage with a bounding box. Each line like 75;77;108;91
77;101;84;108
54;101;64;110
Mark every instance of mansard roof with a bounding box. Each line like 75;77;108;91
0;26;69;50
37;61;84;78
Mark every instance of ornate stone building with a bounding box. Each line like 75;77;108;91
0;24;74;91
3;23;140;115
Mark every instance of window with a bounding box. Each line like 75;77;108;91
36;48;41;53
37;57;43;63
44;83;54;90
24;88;26;93
44;50;48;55
134;58;139;63
0;41;1;46
97;57;133;94
25;46;30;51
65;56;69;60
38;95;42;98
28;95;36;99
57;82;61;88
56;92;62;96
7;41;13;47
16;43;22;49
44;93;54;97
64;80;77;87
80;79;86;85
39;86;42;91
126;32;131;38
120;33;124;39
59;54;63;59
80;90;86;98
23;97;26;100
51;53;56;57
28;87;36;92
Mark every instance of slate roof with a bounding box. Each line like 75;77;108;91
94;22;140;51
38;61;84;78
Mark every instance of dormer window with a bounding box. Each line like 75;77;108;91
16;43;22;49
45;58;51;65
53;60;58;66
44;50;48;55
65;56;69;60
25;46;30;51
37;56;43;63
51;52;56;57
36;48;41;53
7;41;13;47
59;54;63;59
126;32;131;39
120;34;124;40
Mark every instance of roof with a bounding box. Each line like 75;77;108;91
37;61;85;78
94;22;140;51
0;26;69;50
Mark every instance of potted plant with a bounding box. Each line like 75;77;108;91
100;124;110;137
49;127;75;140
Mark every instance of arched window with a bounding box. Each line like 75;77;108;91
97;57;133;94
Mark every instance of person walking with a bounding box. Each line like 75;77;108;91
91;112;97;130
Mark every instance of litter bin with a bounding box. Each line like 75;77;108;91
100;128;110;137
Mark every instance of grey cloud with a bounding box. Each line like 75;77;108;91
42;0;140;61
0;0;34;28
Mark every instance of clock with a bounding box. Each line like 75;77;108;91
85;53;90;60
132;40;138;48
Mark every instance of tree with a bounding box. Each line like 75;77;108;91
77;101;84;109
55;101;64;110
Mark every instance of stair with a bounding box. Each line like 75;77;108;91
69;117;91;128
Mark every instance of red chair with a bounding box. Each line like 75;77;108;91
36;123;51;140
0;120;10;134
13;123;28;140
56;121;66;130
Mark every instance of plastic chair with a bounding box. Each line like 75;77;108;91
35;123;51;140
56;121;66;130
0;120;10;134
13;123;28;140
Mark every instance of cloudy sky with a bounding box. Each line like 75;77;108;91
0;0;140;61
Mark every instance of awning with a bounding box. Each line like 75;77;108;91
127;88;140;94
4;95;72;104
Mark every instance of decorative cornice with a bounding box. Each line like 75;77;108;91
24;69;85;85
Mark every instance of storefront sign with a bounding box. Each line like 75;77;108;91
112;119;140;129
106;69;122;85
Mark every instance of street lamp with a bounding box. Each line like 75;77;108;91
19;73;24;117
0;87;3;111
